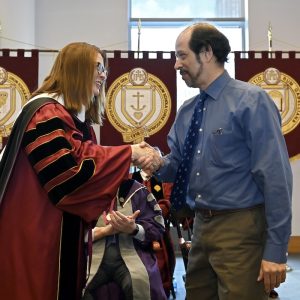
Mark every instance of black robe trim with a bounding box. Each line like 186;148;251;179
59;213;82;300
58;115;92;300
0;97;56;204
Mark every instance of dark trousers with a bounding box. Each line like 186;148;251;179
82;243;133;300
186;205;269;300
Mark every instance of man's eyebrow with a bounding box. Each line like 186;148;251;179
176;51;187;57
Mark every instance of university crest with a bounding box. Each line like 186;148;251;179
249;67;300;135
106;68;172;143
0;66;30;143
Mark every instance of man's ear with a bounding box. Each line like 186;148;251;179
203;46;214;63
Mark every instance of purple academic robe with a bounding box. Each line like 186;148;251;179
89;179;168;300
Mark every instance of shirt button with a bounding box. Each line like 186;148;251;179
199;128;203;132
196;172;200;176
203;107;206;111
197;194;202;198
197;150;201;154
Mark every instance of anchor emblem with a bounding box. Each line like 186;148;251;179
131;91;146;120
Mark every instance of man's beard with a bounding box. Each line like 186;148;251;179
182;62;203;88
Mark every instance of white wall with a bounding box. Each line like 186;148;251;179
248;0;300;51
35;0;129;51
0;0;35;49
0;0;299;235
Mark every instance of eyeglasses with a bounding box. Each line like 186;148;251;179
96;62;107;75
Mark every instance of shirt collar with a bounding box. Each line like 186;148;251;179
205;70;232;101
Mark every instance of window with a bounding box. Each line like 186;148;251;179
129;0;247;107
130;0;245;19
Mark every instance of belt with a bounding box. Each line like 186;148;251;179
196;204;264;218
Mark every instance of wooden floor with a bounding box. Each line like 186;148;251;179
169;254;300;300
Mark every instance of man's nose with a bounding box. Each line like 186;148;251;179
174;60;181;70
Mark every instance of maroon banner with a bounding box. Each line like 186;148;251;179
0;49;39;150
0;49;38;92
234;51;300;158
101;51;177;155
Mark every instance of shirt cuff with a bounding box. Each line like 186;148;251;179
84;229;95;243
263;242;288;263
133;224;145;241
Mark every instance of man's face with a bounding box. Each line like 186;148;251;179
174;30;205;89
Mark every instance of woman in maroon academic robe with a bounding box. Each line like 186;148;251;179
0;42;157;300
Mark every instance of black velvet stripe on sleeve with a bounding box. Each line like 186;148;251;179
27;136;72;165
23;117;66;147
38;153;78;186
48;159;95;205
58;212;81;300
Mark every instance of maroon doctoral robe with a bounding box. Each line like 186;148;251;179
0;97;132;300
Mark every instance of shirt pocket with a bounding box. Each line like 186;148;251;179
208;131;236;167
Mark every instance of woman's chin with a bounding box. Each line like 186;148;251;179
93;88;100;97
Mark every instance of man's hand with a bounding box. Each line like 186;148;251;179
108;210;141;234
132;142;164;175
93;224;119;241
257;260;287;294
131;144;155;170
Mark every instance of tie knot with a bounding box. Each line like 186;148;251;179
199;91;207;101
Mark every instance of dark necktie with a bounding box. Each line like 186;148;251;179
170;91;207;212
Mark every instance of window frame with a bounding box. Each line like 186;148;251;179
128;1;248;106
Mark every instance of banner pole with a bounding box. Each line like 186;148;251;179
268;22;273;58
137;18;141;58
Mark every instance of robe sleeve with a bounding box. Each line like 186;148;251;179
132;187;165;246
23;102;132;222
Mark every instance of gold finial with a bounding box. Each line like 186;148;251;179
268;22;272;52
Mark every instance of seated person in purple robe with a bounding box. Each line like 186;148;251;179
82;179;167;300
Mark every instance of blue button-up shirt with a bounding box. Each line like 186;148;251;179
157;70;292;263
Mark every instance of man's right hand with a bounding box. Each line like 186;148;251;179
132;142;164;175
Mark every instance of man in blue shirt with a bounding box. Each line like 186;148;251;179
139;23;292;300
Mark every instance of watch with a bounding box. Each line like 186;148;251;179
130;224;139;236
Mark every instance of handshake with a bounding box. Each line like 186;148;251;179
131;142;164;176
